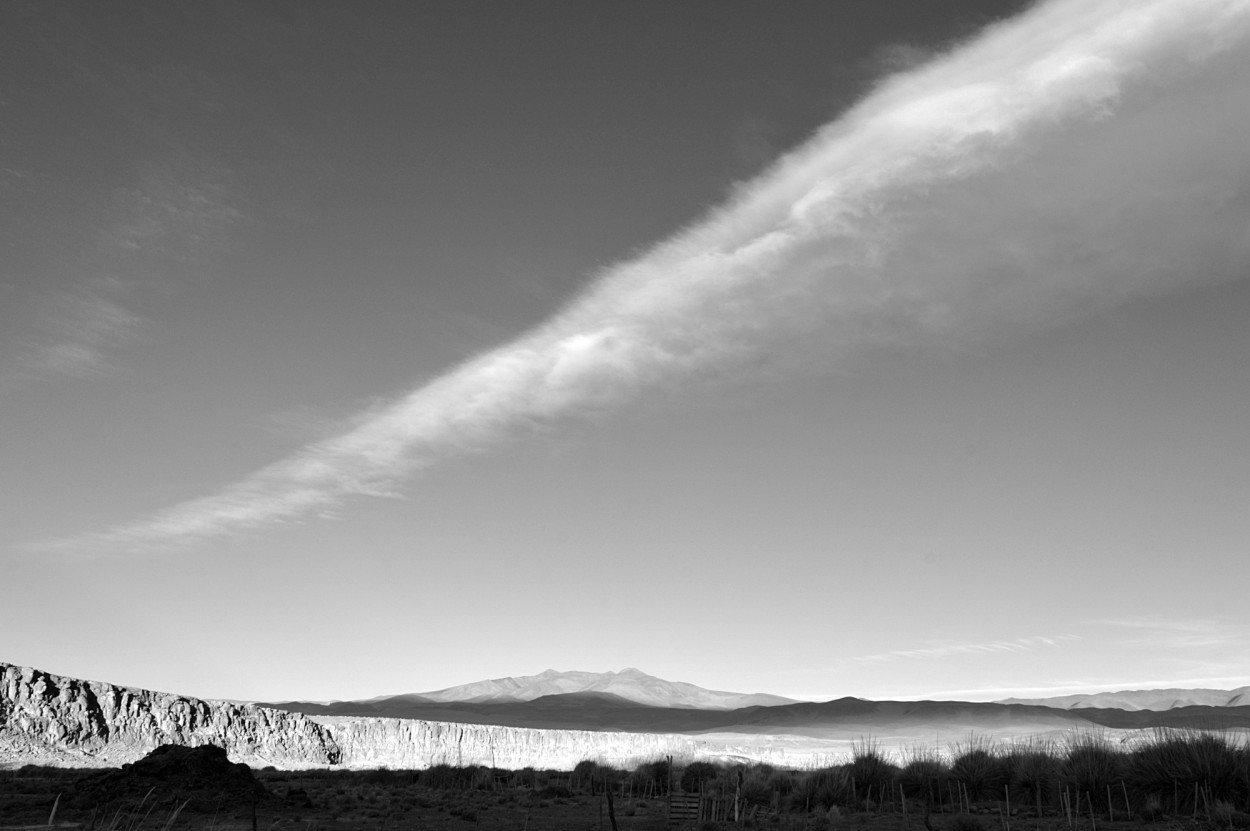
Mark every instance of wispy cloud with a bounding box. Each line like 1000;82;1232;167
1091;617;1250;651
13;163;242;383
884;675;1250;702
18;284;142;379
103;162;244;262
864;42;939;78
852;635;1080;665
51;0;1250;552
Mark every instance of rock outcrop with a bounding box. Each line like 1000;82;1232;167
1;663;341;767
71;744;271;812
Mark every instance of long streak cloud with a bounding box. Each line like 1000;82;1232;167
76;0;1250;551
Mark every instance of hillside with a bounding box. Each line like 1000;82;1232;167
999;686;1250;711
265;686;1250;737
389;668;797;709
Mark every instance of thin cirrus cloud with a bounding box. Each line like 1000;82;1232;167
14;166;242;383
19;287;142;379
850;635;1080;665
889;676;1250;701
57;0;1250;553
1092;617;1250;651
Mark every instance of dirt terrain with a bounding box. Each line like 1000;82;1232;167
4;767;672;830
4;742;1247;831
0;764;1236;831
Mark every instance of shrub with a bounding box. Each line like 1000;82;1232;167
628;758;673;795
1062;733;1122;808
1006;741;1060;813
947;814;987;831
951;737;1002;802
849;739;899;806
740;774;776;809
536;784;574;799
1127;730;1250;812
899;747;949;803
766;766;795;797
421;763;474;790
787;766;855;813
787;768;834;813
681;761;721;792
572;759;599;791
1211;800;1250;828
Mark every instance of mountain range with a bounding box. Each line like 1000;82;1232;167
998;687;1250;711
264;668;794;717
382;667;796;709
256;669;1250;737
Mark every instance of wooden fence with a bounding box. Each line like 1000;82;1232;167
668;793;746;826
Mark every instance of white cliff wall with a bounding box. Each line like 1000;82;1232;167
316;715;700;769
317;716;843;769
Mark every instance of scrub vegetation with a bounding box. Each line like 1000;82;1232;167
2;730;1248;830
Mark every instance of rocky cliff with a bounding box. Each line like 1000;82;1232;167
0;662;839;770
1;663;342;768
315;715;707;770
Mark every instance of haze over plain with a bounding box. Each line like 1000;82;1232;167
2;0;1249;705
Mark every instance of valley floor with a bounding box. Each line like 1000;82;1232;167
0;768;1240;831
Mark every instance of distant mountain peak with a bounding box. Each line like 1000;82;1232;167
413;668;798;710
997;685;1250;711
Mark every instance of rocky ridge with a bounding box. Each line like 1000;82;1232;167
1;663;342;768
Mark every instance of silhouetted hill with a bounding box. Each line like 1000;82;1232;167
999;686;1250;711
1072;704;1250;730
264;690;1250;736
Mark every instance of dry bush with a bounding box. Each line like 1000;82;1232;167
898;746;949;803
950;736;1003;801
1062;733;1123;809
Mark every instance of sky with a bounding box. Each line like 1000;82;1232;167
3;0;1250;707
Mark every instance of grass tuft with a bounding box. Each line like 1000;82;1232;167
951;736;1003;802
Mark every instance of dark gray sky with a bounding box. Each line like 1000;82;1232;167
3;0;1249;704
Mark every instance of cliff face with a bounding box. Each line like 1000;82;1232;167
315;715;702;770
0;663;341;768
0;662;837;770
315;717;846;769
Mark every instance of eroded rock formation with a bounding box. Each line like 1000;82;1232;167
312;715;701;770
1;663;341;767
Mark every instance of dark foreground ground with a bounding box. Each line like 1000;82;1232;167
1;767;667;830
0;766;1237;831
5;744;1248;831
